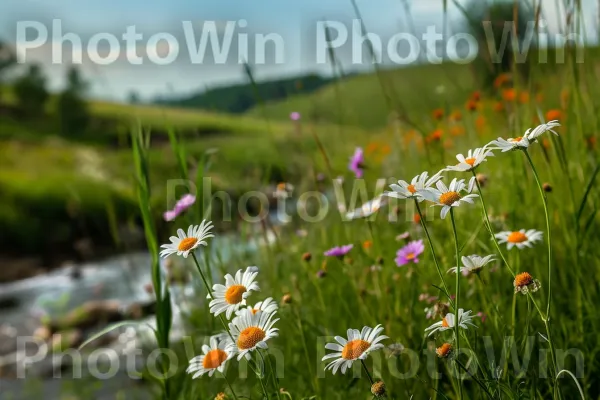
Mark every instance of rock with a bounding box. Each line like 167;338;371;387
50;330;83;352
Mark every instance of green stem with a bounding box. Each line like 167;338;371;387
254;356;271;399
414;199;454;306
221;371;239;400
361;359;375;385
449;209;462;400
190;253;235;342
260;350;281;400
454;359;494;399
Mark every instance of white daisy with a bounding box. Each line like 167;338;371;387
424;309;477;337
229;308;279;361
444;147;494;172
235;297;278;316
524;120;561;141
322;324;388;375
488;136;531;152
420;177;479;219
495;229;543;250
385;171;442;202
209;267;260;319
344;195;387;220
186;336;235;378
448;254;496;275
159;220;214;258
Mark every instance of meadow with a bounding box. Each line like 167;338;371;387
2;38;600;400
110;45;600;400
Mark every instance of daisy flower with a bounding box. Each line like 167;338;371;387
447;254;496;275
349;147;365;178
345;195;387;220
496;229;543;250
324;244;353;258
385;171;443;202
524;120;561;141
229;308;279;360
444;147;494;172
236;297;278;316
209;267;260;319
488;136;530;152
424;309;477;337
186;336;234;378
395;240;424;266
421;177;479;219
514;272;541;295
322;324;388;375
159;221;214;258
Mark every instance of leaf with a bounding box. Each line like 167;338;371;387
78;321;156;350
577;164;600;224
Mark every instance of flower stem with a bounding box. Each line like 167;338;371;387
190;253;235;342
361;359;375;385
220;371;239;400
454;359;494;399
414;199;453;306
449;209;462;400
260;350;281;400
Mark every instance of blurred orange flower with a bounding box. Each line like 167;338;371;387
450;125;465;136
426;129;443;143
466;100;479;112
413;213;421;224
502;88;517;102
475;115;487;130
449;110;462;122
493;101;505;112
586;136;596;149
470;91;482;102
535;93;544;103
432;108;445;121
545;109;563;121
542;138;551;149
560;88;570;109
494;73;511;88
366;142;379;155
362;240;373;250
519;91;530;104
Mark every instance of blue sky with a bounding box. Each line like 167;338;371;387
1;0;595;101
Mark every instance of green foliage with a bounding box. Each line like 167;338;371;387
56;66;91;136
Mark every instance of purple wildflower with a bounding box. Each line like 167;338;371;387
324;244;354;257
349;147;365;178
163;194;197;221
290;112;301;121
395;240;425;266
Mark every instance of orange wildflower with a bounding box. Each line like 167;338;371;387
502;88;517;102
519;91;530;104
432;108;445;121
470;91;481;102
426;129;443;143
466;99;478;112
493;101;505;112
494;73;511;88
545;109;563;121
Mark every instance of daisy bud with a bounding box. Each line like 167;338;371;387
371;381;387;397
302;252;312;262
514;272;541;295
543;183;552;192
476;173;488;187
282;294;292;304
316;269;327;279
436;343;453;358
214;393;227;400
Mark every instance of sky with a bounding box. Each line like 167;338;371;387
1;0;597;101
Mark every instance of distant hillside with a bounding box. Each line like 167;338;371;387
154;74;334;113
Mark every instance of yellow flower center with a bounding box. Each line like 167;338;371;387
405;252;416;260
514;272;533;288
511;136;523;142
441;317;449;328
237;326;266;350
407;184;417;194
225;285;247;304
507;231;528;243
439;191;461;206
202;349;228;369
178;237;198;252
465;157;476;166
251;308;259;315
342;339;371;360
436;343;453;358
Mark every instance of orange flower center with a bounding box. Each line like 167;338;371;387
507;232;528;243
178;237;198;252
225;285;247;304
511;136;523;142
341;339;371;360
436;343;453;358
405;252;416;260
407;184;417;194
439;191;461;206
202;349;228;369
514;272;533;287
441;317;449;328
464;157;476;166
237;326;266;350
251;308;259;315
